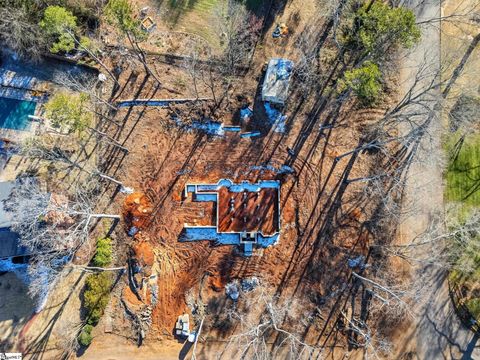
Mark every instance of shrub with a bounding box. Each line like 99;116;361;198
104;0;142;37
44;91;92;133
40;6;77;35
341;61;382;105
466;298;480;321
84;272;113;326
39;6;77;53
78;324;93;346
93;238;113;267
344;2;420;57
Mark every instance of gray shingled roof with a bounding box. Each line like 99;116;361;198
0;182;28;259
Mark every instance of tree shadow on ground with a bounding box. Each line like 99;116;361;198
23;271;85;360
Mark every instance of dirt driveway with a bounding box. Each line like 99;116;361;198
396;0;480;358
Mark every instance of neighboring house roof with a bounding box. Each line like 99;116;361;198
261;58;294;105
0;181;28;259
0;230;27;259
0;181;15;228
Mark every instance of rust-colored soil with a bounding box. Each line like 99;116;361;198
123;192;154;229
132;238;155;267
104;67;381;339
90;0;401;355
217;187;279;235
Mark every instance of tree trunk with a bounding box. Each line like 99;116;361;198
67;30;120;87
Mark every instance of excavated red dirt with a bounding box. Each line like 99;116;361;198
105;57;388;344
132;239;155;267
123;286;144;307
123;192;154;230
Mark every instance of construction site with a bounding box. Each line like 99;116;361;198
104;7;381;353
2;0;476;359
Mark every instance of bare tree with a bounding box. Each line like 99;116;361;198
54;72;118;113
64;28;120;87
183;41;221;107
214;0;262;75
55;320;83;358
0;7;46;61
222;286;316;359
340;311;393;359
183;42;201;100
4;177;120;301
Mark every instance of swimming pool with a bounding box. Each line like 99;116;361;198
0;97;36;130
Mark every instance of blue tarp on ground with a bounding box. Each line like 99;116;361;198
194;193;217;202
264;102;286;133
257;233;280;247
240;131;261;138
180;227;240;245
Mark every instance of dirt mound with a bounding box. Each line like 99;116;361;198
132;238;155;268
123;192;153;230
123;285;144;308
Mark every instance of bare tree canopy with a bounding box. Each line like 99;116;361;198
4;177;119;300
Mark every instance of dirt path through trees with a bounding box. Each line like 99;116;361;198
396;0;480;358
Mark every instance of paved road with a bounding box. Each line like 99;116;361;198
397;0;480;359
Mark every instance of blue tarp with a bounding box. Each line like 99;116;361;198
224;126;242;132
257;233;280;247
249;164;293;174
117;98;206;108
180;227;240;245
276;60;293;80
240;107;253;120
194;193;217;202
264;102;286;133
240;131;261;138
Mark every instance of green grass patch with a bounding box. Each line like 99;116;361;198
445;127;480;323
163;0;266;47
168;0;219;12
163;0;224;47
448;234;480;321
445;133;480;208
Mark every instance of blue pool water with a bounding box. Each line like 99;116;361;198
0;97;36;130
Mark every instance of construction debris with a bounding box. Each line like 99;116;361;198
348;256;367;269
241;277;260;292
264;102;287;132
121;299;152;345
225;281;240;301
175;313;190;337
240;106;253;122
272;23;289;38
